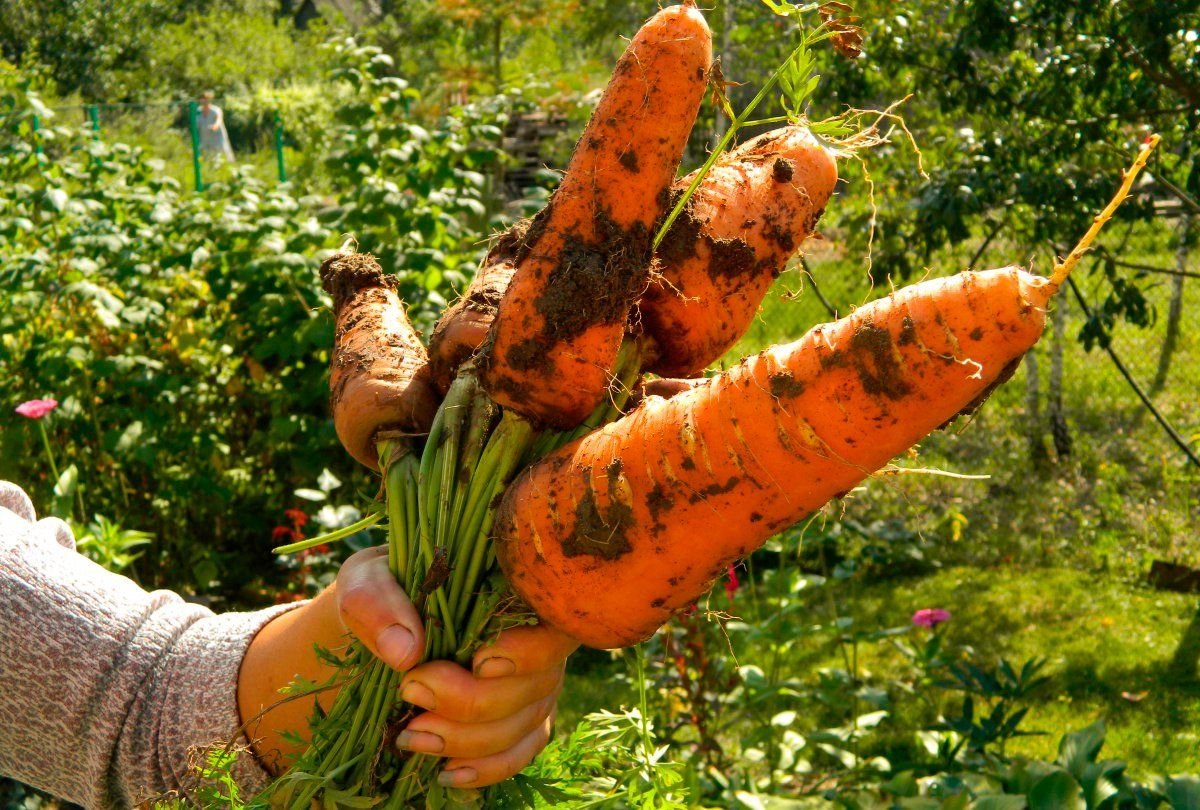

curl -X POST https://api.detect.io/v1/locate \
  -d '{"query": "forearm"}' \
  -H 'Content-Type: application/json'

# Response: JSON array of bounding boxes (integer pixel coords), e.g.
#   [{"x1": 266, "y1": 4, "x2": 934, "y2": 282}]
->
[
  {"x1": 0, "y1": 482, "x2": 296, "y2": 807},
  {"x1": 238, "y1": 584, "x2": 352, "y2": 772}
]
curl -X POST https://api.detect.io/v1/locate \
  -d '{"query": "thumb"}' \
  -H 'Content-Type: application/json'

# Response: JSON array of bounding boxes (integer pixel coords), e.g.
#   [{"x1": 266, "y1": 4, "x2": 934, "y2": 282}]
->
[{"x1": 335, "y1": 546, "x2": 425, "y2": 671}]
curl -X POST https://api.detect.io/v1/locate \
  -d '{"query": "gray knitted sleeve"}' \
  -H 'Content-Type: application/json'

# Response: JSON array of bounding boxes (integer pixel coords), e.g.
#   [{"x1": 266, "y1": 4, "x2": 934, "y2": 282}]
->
[{"x1": 0, "y1": 481, "x2": 302, "y2": 808}]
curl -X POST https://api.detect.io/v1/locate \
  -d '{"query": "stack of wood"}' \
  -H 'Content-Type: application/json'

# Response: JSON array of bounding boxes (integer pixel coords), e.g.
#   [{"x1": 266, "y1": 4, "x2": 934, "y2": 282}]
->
[{"x1": 500, "y1": 108, "x2": 569, "y2": 199}]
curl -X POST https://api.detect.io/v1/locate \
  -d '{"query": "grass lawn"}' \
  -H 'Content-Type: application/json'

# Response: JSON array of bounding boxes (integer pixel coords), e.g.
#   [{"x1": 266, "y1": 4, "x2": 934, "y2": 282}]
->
[{"x1": 560, "y1": 566, "x2": 1200, "y2": 780}]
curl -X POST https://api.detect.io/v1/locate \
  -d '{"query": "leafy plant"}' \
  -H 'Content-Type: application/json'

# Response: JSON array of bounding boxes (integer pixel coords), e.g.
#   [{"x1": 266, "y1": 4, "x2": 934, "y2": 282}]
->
[{"x1": 73, "y1": 515, "x2": 153, "y2": 573}]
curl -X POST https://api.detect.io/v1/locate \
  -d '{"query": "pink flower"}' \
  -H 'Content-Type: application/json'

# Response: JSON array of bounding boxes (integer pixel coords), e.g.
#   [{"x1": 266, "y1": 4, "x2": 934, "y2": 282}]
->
[
  {"x1": 724, "y1": 564, "x2": 740, "y2": 603},
  {"x1": 15, "y1": 399, "x2": 58, "y2": 419},
  {"x1": 284, "y1": 508, "x2": 309, "y2": 529},
  {"x1": 912, "y1": 608, "x2": 952, "y2": 628}
]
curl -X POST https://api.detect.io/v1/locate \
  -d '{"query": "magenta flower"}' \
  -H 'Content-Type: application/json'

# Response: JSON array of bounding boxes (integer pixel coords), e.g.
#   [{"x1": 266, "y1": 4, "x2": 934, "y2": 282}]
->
[
  {"x1": 912, "y1": 608, "x2": 952, "y2": 628},
  {"x1": 724, "y1": 564, "x2": 740, "y2": 604},
  {"x1": 15, "y1": 399, "x2": 58, "y2": 419}
]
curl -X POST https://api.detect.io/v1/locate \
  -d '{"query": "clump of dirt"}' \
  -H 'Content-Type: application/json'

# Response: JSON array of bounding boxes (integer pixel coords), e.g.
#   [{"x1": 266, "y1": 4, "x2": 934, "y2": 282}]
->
[
  {"x1": 707, "y1": 235, "x2": 757, "y2": 280},
  {"x1": 772, "y1": 158, "x2": 795, "y2": 183},
  {"x1": 824, "y1": 323, "x2": 913, "y2": 400},
  {"x1": 761, "y1": 212, "x2": 797, "y2": 253},
  {"x1": 562, "y1": 488, "x2": 634, "y2": 560},
  {"x1": 688, "y1": 476, "x2": 740, "y2": 503},
  {"x1": 526, "y1": 208, "x2": 652, "y2": 346},
  {"x1": 321, "y1": 252, "x2": 393, "y2": 308},
  {"x1": 655, "y1": 190, "x2": 704, "y2": 267},
  {"x1": 619, "y1": 150, "x2": 640, "y2": 173},
  {"x1": 504, "y1": 337, "x2": 554, "y2": 373},
  {"x1": 646, "y1": 483, "x2": 673, "y2": 520},
  {"x1": 769, "y1": 370, "x2": 806, "y2": 398},
  {"x1": 849, "y1": 322, "x2": 912, "y2": 400}
]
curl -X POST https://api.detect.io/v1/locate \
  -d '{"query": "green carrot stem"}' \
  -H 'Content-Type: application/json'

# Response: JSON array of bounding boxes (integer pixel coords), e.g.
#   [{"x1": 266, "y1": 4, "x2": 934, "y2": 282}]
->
[
  {"x1": 271, "y1": 510, "x2": 384, "y2": 555},
  {"x1": 652, "y1": 36, "x2": 816, "y2": 251}
]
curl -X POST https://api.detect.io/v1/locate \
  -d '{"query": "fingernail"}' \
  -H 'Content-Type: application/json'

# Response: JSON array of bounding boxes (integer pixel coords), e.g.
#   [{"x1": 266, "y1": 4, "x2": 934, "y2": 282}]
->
[
  {"x1": 475, "y1": 656, "x2": 516, "y2": 678},
  {"x1": 377, "y1": 624, "x2": 416, "y2": 669},
  {"x1": 400, "y1": 681, "x2": 437, "y2": 710},
  {"x1": 395, "y1": 730, "x2": 444, "y2": 754},
  {"x1": 438, "y1": 767, "x2": 477, "y2": 788}
]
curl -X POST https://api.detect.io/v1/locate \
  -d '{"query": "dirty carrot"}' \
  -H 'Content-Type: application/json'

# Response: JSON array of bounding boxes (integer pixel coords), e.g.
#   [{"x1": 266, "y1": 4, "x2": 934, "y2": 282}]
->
[
  {"x1": 322, "y1": 252, "x2": 440, "y2": 470},
  {"x1": 480, "y1": 2, "x2": 712, "y2": 428},
  {"x1": 642, "y1": 126, "x2": 839, "y2": 377},
  {"x1": 427, "y1": 227, "x2": 523, "y2": 393},
  {"x1": 496, "y1": 137, "x2": 1159, "y2": 649}
]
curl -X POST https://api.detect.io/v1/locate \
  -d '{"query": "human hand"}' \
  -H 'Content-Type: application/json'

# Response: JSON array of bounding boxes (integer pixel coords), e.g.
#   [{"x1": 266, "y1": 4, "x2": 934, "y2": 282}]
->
[
  {"x1": 393, "y1": 625, "x2": 577, "y2": 788},
  {"x1": 241, "y1": 546, "x2": 575, "y2": 780},
  {"x1": 337, "y1": 546, "x2": 577, "y2": 787}
]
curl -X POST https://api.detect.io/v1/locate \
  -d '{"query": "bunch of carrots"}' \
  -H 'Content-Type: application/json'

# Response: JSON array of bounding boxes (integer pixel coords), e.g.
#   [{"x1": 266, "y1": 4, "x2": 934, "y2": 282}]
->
[{"x1": 261, "y1": 2, "x2": 1159, "y2": 805}]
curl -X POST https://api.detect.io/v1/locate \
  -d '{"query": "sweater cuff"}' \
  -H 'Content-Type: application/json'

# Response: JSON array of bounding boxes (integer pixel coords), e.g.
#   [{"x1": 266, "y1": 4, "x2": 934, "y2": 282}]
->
[{"x1": 159, "y1": 601, "x2": 307, "y2": 799}]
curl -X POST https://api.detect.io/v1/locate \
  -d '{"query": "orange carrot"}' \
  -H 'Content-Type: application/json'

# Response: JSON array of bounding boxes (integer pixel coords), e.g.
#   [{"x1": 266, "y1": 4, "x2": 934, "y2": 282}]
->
[
  {"x1": 323, "y1": 253, "x2": 440, "y2": 471},
  {"x1": 428, "y1": 227, "x2": 522, "y2": 393},
  {"x1": 496, "y1": 267, "x2": 1056, "y2": 648},
  {"x1": 480, "y1": 3, "x2": 711, "y2": 428},
  {"x1": 642, "y1": 126, "x2": 838, "y2": 377},
  {"x1": 432, "y1": 127, "x2": 836, "y2": 388},
  {"x1": 496, "y1": 131, "x2": 1161, "y2": 648}
]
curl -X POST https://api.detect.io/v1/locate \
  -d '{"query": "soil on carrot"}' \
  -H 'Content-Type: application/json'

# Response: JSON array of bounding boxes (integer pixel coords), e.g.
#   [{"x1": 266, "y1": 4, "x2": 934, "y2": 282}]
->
[
  {"x1": 562, "y1": 486, "x2": 635, "y2": 560},
  {"x1": 769, "y1": 370, "x2": 807, "y2": 398},
  {"x1": 320, "y1": 252, "x2": 394, "y2": 306},
  {"x1": 772, "y1": 157, "x2": 795, "y2": 183},
  {"x1": 821, "y1": 321, "x2": 913, "y2": 400},
  {"x1": 502, "y1": 208, "x2": 653, "y2": 374},
  {"x1": 656, "y1": 191, "x2": 760, "y2": 282}
]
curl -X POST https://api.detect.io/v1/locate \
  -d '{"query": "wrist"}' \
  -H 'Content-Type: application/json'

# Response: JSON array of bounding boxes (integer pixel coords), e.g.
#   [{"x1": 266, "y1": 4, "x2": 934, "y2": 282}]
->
[{"x1": 238, "y1": 586, "x2": 346, "y2": 772}]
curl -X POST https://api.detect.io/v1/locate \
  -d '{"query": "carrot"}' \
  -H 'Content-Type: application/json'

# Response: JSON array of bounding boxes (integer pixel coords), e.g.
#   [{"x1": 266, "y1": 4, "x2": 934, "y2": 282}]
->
[
  {"x1": 322, "y1": 252, "x2": 440, "y2": 471},
  {"x1": 432, "y1": 127, "x2": 836, "y2": 388},
  {"x1": 428, "y1": 225, "x2": 523, "y2": 393},
  {"x1": 495, "y1": 267, "x2": 1054, "y2": 647},
  {"x1": 480, "y1": 3, "x2": 712, "y2": 428},
  {"x1": 642, "y1": 126, "x2": 838, "y2": 377},
  {"x1": 496, "y1": 134, "x2": 1160, "y2": 649}
]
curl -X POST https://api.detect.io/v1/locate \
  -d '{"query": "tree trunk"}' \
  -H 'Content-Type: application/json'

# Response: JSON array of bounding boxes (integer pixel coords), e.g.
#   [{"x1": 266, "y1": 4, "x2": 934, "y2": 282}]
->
[
  {"x1": 1025, "y1": 348, "x2": 1049, "y2": 467},
  {"x1": 1048, "y1": 293, "x2": 1071, "y2": 459},
  {"x1": 493, "y1": 18, "x2": 504, "y2": 94},
  {"x1": 1150, "y1": 212, "x2": 1190, "y2": 395}
]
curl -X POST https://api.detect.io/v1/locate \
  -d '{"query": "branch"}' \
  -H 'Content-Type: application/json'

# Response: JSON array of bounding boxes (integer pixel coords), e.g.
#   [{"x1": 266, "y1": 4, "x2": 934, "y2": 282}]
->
[
  {"x1": 1067, "y1": 277, "x2": 1200, "y2": 469},
  {"x1": 967, "y1": 214, "x2": 1008, "y2": 271},
  {"x1": 1153, "y1": 172, "x2": 1200, "y2": 217},
  {"x1": 1115, "y1": 32, "x2": 1200, "y2": 108}
]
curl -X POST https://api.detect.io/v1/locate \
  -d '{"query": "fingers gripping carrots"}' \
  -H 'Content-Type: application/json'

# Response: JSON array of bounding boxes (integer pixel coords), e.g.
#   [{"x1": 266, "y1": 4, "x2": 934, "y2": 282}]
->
[
  {"x1": 323, "y1": 253, "x2": 440, "y2": 470},
  {"x1": 479, "y1": 3, "x2": 712, "y2": 428}
]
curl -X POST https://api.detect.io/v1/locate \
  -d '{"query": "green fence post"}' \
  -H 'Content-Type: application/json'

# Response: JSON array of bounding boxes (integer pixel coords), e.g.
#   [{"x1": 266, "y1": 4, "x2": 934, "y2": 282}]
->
[
  {"x1": 87, "y1": 104, "x2": 100, "y2": 138},
  {"x1": 188, "y1": 101, "x2": 204, "y2": 192},
  {"x1": 31, "y1": 114, "x2": 44, "y2": 161},
  {"x1": 274, "y1": 111, "x2": 287, "y2": 183}
]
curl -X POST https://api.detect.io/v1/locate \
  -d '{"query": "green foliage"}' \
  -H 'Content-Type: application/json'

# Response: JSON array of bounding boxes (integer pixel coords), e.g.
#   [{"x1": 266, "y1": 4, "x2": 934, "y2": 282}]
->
[
  {"x1": 0, "y1": 51, "x2": 527, "y2": 593},
  {"x1": 142, "y1": 7, "x2": 324, "y2": 98},
  {"x1": 74, "y1": 515, "x2": 154, "y2": 573}
]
